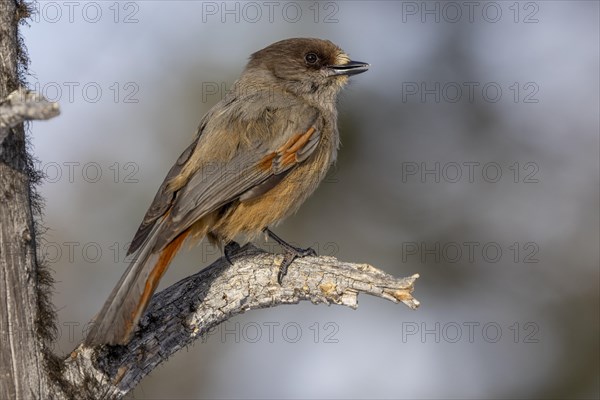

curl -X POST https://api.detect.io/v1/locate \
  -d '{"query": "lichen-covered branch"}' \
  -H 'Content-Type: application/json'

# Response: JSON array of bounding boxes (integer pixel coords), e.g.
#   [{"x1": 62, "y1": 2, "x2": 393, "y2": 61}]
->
[{"x1": 62, "y1": 244, "x2": 419, "y2": 399}]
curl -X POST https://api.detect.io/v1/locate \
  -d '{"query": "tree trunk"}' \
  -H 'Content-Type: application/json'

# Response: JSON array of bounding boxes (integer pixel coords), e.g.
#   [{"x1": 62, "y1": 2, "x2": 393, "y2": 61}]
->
[{"x1": 0, "y1": 1, "x2": 54, "y2": 399}]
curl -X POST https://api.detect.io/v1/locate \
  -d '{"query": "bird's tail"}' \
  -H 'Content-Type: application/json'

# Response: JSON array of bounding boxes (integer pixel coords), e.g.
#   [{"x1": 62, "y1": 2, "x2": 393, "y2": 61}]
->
[{"x1": 85, "y1": 221, "x2": 189, "y2": 346}]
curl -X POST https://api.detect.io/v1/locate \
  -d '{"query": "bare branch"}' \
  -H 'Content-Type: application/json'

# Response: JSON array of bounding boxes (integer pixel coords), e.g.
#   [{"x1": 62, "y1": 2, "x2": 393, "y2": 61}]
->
[
  {"x1": 0, "y1": 88, "x2": 60, "y2": 128},
  {"x1": 0, "y1": 88, "x2": 60, "y2": 145},
  {"x1": 63, "y1": 244, "x2": 419, "y2": 399}
]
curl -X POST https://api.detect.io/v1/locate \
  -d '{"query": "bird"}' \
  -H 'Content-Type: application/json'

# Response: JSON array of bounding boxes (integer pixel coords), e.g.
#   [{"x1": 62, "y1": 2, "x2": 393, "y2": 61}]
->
[{"x1": 85, "y1": 38, "x2": 369, "y2": 346}]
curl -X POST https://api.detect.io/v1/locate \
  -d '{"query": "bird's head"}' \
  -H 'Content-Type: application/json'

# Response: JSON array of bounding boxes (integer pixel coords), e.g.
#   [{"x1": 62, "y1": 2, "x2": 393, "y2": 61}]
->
[{"x1": 244, "y1": 38, "x2": 369, "y2": 104}]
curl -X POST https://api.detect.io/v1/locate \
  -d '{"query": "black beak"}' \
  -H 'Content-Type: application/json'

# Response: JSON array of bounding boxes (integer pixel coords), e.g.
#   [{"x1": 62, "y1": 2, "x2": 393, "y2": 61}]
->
[{"x1": 328, "y1": 60, "x2": 370, "y2": 77}]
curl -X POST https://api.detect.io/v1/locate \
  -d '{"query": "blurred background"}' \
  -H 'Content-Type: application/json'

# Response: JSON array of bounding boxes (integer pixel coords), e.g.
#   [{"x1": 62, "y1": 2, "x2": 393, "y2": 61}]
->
[{"x1": 24, "y1": 1, "x2": 598, "y2": 399}]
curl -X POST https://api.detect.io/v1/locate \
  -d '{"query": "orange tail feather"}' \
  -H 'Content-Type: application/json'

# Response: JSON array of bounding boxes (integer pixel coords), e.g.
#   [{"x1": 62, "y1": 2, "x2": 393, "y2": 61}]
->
[{"x1": 132, "y1": 229, "x2": 190, "y2": 328}]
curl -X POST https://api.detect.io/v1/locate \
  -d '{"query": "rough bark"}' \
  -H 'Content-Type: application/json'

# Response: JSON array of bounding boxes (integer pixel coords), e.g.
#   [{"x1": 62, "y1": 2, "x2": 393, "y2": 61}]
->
[{"x1": 0, "y1": 2, "x2": 58, "y2": 399}]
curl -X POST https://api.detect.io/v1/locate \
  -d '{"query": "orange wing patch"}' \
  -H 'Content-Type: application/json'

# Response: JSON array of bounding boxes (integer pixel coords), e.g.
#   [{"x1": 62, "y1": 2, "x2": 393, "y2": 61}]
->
[
  {"x1": 258, "y1": 152, "x2": 277, "y2": 171},
  {"x1": 259, "y1": 127, "x2": 317, "y2": 171},
  {"x1": 286, "y1": 127, "x2": 316, "y2": 153}
]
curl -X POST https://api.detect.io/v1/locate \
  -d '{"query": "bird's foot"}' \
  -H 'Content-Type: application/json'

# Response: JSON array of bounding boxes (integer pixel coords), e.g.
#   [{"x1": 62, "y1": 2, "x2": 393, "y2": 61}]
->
[
  {"x1": 263, "y1": 228, "x2": 317, "y2": 283},
  {"x1": 224, "y1": 240, "x2": 241, "y2": 265}
]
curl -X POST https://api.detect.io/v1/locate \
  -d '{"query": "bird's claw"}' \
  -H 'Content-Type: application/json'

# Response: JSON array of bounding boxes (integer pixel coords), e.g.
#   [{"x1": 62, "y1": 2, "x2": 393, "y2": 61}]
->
[
  {"x1": 224, "y1": 241, "x2": 241, "y2": 265},
  {"x1": 263, "y1": 227, "x2": 319, "y2": 283}
]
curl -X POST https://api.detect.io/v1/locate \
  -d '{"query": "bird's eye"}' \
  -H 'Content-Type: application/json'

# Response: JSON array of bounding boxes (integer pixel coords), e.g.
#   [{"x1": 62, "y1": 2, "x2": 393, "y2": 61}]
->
[{"x1": 305, "y1": 53, "x2": 319, "y2": 64}]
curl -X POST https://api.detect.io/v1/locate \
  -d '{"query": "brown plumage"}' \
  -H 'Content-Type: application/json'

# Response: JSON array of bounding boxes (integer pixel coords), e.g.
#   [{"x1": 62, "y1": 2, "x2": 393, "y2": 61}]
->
[{"x1": 85, "y1": 38, "x2": 369, "y2": 346}]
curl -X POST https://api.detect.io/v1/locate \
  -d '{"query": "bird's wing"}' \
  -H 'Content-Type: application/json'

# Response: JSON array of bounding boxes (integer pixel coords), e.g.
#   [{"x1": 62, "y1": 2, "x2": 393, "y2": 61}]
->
[{"x1": 154, "y1": 108, "x2": 322, "y2": 250}]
